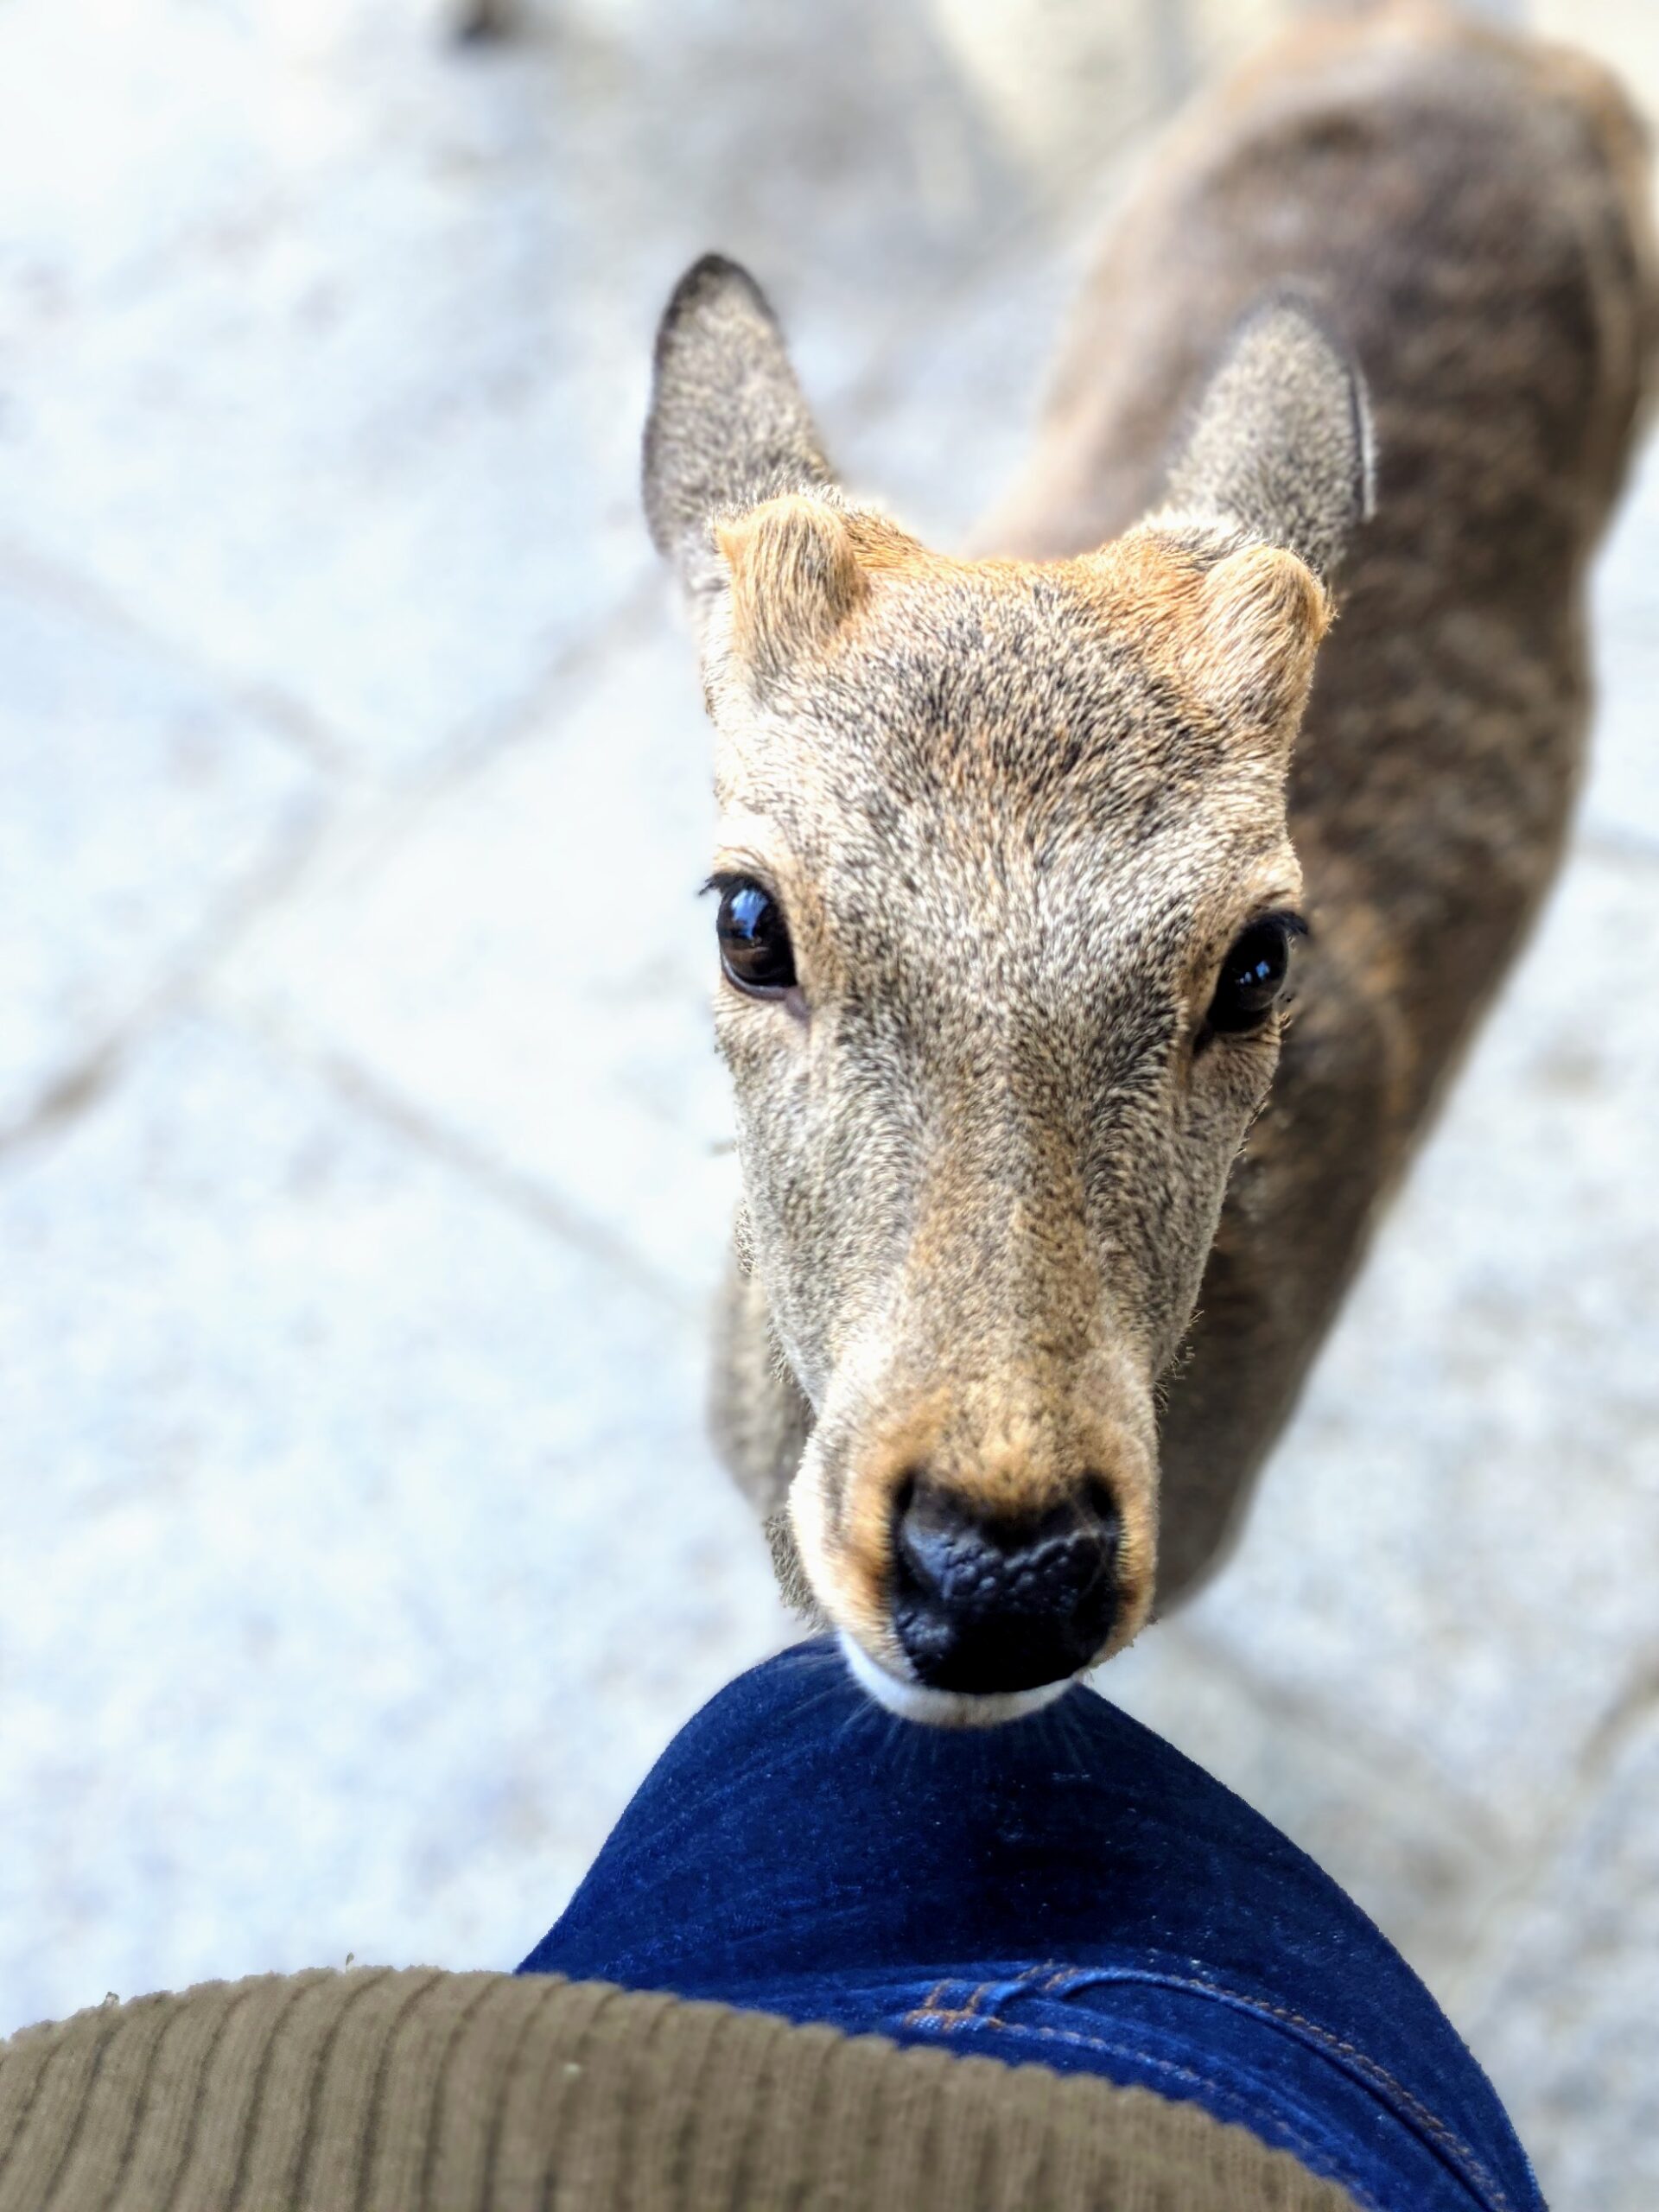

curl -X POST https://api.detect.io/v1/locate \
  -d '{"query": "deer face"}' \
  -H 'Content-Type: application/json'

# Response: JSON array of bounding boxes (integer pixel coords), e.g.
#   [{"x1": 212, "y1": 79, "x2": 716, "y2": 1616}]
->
[{"x1": 646, "y1": 258, "x2": 1370, "y2": 1721}]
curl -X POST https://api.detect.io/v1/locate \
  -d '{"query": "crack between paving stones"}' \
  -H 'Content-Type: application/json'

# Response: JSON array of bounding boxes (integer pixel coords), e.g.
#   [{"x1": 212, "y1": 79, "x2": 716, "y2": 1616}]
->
[
  {"x1": 0, "y1": 789, "x2": 336, "y2": 1166},
  {"x1": 414, "y1": 570, "x2": 665, "y2": 802},
  {"x1": 1167, "y1": 1618, "x2": 1511, "y2": 1859},
  {"x1": 308, "y1": 1047, "x2": 696, "y2": 1319},
  {"x1": 0, "y1": 1038, "x2": 131, "y2": 1161},
  {"x1": 0, "y1": 535, "x2": 353, "y2": 779},
  {"x1": 1435, "y1": 1657, "x2": 1659, "y2": 2027},
  {"x1": 1579, "y1": 1656, "x2": 1659, "y2": 1789}
]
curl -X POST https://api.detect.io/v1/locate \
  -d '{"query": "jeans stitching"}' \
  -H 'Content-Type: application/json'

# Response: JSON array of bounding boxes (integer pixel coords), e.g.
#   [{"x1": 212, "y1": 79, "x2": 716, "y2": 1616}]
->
[
  {"x1": 1158, "y1": 1972, "x2": 1510, "y2": 2212},
  {"x1": 901, "y1": 1978, "x2": 996, "y2": 2031},
  {"x1": 901, "y1": 2003, "x2": 1385, "y2": 2212},
  {"x1": 995, "y1": 1961, "x2": 1515, "y2": 2212},
  {"x1": 901, "y1": 1966, "x2": 1049, "y2": 2033}
]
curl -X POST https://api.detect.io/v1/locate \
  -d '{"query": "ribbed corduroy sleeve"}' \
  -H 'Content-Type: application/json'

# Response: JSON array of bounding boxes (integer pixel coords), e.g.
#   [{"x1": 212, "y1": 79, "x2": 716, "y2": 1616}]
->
[{"x1": 0, "y1": 1968, "x2": 1359, "y2": 2211}]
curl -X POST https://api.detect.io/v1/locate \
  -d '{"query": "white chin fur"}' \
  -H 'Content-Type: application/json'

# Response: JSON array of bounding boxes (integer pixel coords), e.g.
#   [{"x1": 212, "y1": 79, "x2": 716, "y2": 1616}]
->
[{"x1": 838, "y1": 1630, "x2": 1074, "y2": 1729}]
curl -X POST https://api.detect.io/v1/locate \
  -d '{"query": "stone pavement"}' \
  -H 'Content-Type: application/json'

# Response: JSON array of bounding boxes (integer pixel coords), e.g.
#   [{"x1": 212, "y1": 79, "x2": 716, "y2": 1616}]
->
[{"x1": 0, "y1": 3, "x2": 1655, "y2": 2205}]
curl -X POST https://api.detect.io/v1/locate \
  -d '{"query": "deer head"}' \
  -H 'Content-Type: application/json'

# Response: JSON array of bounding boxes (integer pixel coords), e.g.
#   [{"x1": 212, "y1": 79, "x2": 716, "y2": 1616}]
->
[{"x1": 645, "y1": 255, "x2": 1371, "y2": 1723}]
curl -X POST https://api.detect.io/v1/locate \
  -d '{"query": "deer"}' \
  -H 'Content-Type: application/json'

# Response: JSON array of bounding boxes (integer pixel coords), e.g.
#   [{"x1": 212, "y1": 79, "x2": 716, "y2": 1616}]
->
[{"x1": 639, "y1": 1, "x2": 1656, "y2": 1724}]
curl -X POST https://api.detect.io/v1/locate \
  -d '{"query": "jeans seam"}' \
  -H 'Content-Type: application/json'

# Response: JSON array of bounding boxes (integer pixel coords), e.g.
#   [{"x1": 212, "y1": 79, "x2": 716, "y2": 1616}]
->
[
  {"x1": 900, "y1": 2001, "x2": 1385, "y2": 2212},
  {"x1": 1162, "y1": 1972, "x2": 1512, "y2": 2212},
  {"x1": 1009, "y1": 1962, "x2": 1515, "y2": 2212}
]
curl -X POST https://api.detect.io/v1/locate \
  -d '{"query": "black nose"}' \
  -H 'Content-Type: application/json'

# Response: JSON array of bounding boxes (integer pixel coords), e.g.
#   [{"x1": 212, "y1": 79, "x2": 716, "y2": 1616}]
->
[{"x1": 891, "y1": 1480, "x2": 1120, "y2": 1694}]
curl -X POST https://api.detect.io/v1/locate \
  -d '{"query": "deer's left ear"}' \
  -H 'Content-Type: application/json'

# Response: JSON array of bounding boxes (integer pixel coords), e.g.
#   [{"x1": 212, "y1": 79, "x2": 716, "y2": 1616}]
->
[{"x1": 1157, "y1": 297, "x2": 1374, "y2": 585}]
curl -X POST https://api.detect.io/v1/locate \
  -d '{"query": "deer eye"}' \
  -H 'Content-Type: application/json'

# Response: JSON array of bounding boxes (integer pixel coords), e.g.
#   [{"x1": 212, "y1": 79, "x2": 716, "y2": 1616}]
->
[
  {"x1": 1205, "y1": 913, "x2": 1302, "y2": 1037},
  {"x1": 715, "y1": 879, "x2": 797, "y2": 995}
]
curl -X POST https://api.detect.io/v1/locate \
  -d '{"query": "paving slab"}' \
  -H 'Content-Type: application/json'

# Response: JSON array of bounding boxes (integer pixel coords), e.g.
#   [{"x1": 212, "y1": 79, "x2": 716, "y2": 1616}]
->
[
  {"x1": 0, "y1": 0, "x2": 1057, "y2": 779},
  {"x1": 217, "y1": 620, "x2": 739, "y2": 1304},
  {"x1": 1456, "y1": 1696, "x2": 1659, "y2": 2212},
  {"x1": 0, "y1": 1013, "x2": 786, "y2": 2037},
  {"x1": 0, "y1": 1, "x2": 645, "y2": 774},
  {"x1": 0, "y1": 561, "x2": 321, "y2": 1138}
]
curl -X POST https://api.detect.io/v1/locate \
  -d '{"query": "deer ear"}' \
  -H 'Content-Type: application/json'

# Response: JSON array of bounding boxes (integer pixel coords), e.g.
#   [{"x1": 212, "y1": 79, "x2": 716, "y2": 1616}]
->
[
  {"x1": 643, "y1": 255, "x2": 840, "y2": 610},
  {"x1": 1158, "y1": 298, "x2": 1374, "y2": 583}
]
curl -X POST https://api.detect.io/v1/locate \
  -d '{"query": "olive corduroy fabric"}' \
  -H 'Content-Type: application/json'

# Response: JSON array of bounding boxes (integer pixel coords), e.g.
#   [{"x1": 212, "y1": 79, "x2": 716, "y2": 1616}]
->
[{"x1": 0, "y1": 1967, "x2": 1363, "y2": 2210}]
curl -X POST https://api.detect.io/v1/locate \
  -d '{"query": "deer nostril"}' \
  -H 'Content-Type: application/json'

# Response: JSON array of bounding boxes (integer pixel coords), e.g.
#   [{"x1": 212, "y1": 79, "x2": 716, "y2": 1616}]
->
[{"x1": 891, "y1": 1478, "x2": 1121, "y2": 1695}]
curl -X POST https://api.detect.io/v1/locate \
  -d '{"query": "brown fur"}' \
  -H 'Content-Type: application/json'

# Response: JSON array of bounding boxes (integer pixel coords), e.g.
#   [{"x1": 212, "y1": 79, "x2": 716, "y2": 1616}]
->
[
  {"x1": 718, "y1": 499, "x2": 871, "y2": 677},
  {"x1": 647, "y1": 3, "x2": 1656, "y2": 1700}
]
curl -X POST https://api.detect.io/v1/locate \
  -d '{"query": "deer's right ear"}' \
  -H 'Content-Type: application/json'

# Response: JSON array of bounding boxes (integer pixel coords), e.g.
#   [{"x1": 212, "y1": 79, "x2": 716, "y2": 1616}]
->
[
  {"x1": 643, "y1": 255, "x2": 839, "y2": 611},
  {"x1": 1158, "y1": 297, "x2": 1374, "y2": 585}
]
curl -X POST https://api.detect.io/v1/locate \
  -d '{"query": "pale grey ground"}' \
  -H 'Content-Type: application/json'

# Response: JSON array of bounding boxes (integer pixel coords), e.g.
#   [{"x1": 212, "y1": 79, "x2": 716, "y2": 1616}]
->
[{"x1": 1, "y1": 1, "x2": 1656, "y2": 2205}]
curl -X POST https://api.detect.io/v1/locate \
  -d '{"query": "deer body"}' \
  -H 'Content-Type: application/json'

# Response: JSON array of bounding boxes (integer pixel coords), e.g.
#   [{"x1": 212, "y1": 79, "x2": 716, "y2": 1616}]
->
[
  {"x1": 648, "y1": 5, "x2": 1655, "y2": 1719},
  {"x1": 976, "y1": 8, "x2": 1656, "y2": 1603}
]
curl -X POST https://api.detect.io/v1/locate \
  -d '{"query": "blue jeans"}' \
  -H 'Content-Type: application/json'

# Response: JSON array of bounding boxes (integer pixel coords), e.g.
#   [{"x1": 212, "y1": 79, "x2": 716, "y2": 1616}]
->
[{"x1": 519, "y1": 1640, "x2": 1541, "y2": 2212}]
